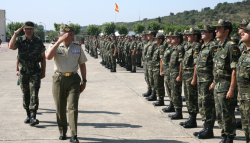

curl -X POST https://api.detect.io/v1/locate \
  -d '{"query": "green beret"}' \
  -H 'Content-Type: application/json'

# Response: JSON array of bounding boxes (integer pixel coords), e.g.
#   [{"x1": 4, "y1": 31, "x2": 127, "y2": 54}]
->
[
  {"x1": 60, "y1": 24, "x2": 75, "y2": 32},
  {"x1": 24, "y1": 21, "x2": 34, "y2": 28}
]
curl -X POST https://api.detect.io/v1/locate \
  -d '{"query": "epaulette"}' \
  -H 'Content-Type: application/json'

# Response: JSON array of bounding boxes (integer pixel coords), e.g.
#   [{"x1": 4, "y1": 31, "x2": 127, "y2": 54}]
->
[
  {"x1": 230, "y1": 41, "x2": 236, "y2": 45},
  {"x1": 73, "y1": 41, "x2": 81, "y2": 46}
]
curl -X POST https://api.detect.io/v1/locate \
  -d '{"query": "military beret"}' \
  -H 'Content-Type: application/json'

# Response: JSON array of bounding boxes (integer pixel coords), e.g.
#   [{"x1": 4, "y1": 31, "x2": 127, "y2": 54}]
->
[
  {"x1": 200, "y1": 25, "x2": 215, "y2": 32},
  {"x1": 240, "y1": 23, "x2": 250, "y2": 32},
  {"x1": 24, "y1": 21, "x2": 34, "y2": 28},
  {"x1": 60, "y1": 24, "x2": 75, "y2": 32},
  {"x1": 239, "y1": 19, "x2": 249, "y2": 25},
  {"x1": 187, "y1": 28, "x2": 200, "y2": 35},
  {"x1": 213, "y1": 19, "x2": 232, "y2": 27},
  {"x1": 154, "y1": 34, "x2": 165, "y2": 39}
]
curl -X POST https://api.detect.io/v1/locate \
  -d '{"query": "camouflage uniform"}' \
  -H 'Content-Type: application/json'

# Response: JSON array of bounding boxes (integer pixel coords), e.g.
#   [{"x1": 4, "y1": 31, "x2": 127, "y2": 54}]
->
[
  {"x1": 109, "y1": 38, "x2": 117, "y2": 71},
  {"x1": 182, "y1": 40, "x2": 200, "y2": 114},
  {"x1": 15, "y1": 35, "x2": 45, "y2": 110},
  {"x1": 213, "y1": 38, "x2": 241, "y2": 138},
  {"x1": 196, "y1": 39, "x2": 217, "y2": 125},
  {"x1": 239, "y1": 41, "x2": 247, "y2": 53},
  {"x1": 237, "y1": 48, "x2": 250, "y2": 143},
  {"x1": 152, "y1": 43, "x2": 165, "y2": 98},
  {"x1": 130, "y1": 38, "x2": 137, "y2": 72},
  {"x1": 145, "y1": 41, "x2": 155, "y2": 91},
  {"x1": 169, "y1": 42, "x2": 184, "y2": 109}
]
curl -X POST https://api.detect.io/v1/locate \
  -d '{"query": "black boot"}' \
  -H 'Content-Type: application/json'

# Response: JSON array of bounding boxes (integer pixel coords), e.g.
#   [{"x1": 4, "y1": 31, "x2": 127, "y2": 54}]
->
[
  {"x1": 70, "y1": 135, "x2": 79, "y2": 143},
  {"x1": 146, "y1": 90, "x2": 157, "y2": 101},
  {"x1": 153, "y1": 97, "x2": 165, "y2": 106},
  {"x1": 30, "y1": 110, "x2": 39, "y2": 126},
  {"x1": 24, "y1": 109, "x2": 30, "y2": 123},
  {"x1": 179, "y1": 114, "x2": 191, "y2": 126},
  {"x1": 170, "y1": 109, "x2": 183, "y2": 120},
  {"x1": 111, "y1": 67, "x2": 116, "y2": 72},
  {"x1": 140, "y1": 65, "x2": 143, "y2": 68},
  {"x1": 193, "y1": 122, "x2": 207, "y2": 136},
  {"x1": 183, "y1": 113, "x2": 197, "y2": 128},
  {"x1": 162, "y1": 101, "x2": 175, "y2": 112},
  {"x1": 197, "y1": 123, "x2": 214, "y2": 139},
  {"x1": 142, "y1": 89, "x2": 152, "y2": 97},
  {"x1": 236, "y1": 120, "x2": 242, "y2": 129},
  {"x1": 182, "y1": 96, "x2": 185, "y2": 101},
  {"x1": 226, "y1": 135, "x2": 234, "y2": 143},
  {"x1": 219, "y1": 135, "x2": 227, "y2": 143},
  {"x1": 59, "y1": 135, "x2": 67, "y2": 140},
  {"x1": 130, "y1": 67, "x2": 136, "y2": 73}
]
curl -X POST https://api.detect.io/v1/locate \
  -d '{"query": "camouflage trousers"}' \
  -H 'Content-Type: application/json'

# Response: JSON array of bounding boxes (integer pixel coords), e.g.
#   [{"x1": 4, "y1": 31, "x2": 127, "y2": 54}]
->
[
  {"x1": 85, "y1": 45, "x2": 89, "y2": 52},
  {"x1": 183, "y1": 73, "x2": 199, "y2": 114},
  {"x1": 19, "y1": 73, "x2": 41, "y2": 110},
  {"x1": 147, "y1": 65, "x2": 154, "y2": 91},
  {"x1": 197, "y1": 81, "x2": 216, "y2": 124},
  {"x1": 144, "y1": 62, "x2": 151, "y2": 90},
  {"x1": 239, "y1": 99, "x2": 250, "y2": 142},
  {"x1": 153, "y1": 69, "x2": 165, "y2": 98},
  {"x1": 94, "y1": 47, "x2": 98, "y2": 57},
  {"x1": 131, "y1": 54, "x2": 136, "y2": 68},
  {"x1": 127, "y1": 55, "x2": 132, "y2": 67},
  {"x1": 111, "y1": 55, "x2": 116, "y2": 69},
  {"x1": 136, "y1": 52, "x2": 142, "y2": 65},
  {"x1": 214, "y1": 89, "x2": 237, "y2": 137},
  {"x1": 170, "y1": 72, "x2": 182, "y2": 109},
  {"x1": 164, "y1": 73, "x2": 171, "y2": 100}
]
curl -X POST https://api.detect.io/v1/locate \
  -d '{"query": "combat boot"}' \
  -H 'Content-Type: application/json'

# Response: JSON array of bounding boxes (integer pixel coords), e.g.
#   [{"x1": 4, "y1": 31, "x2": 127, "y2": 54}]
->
[
  {"x1": 111, "y1": 67, "x2": 116, "y2": 72},
  {"x1": 30, "y1": 110, "x2": 39, "y2": 126},
  {"x1": 183, "y1": 113, "x2": 197, "y2": 128},
  {"x1": 236, "y1": 120, "x2": 242, "y2": 129},
  {"x1": 226, "y1": 135, "x2": 234, "y2": 143},
  {"x1": 153, "y1": 97, "x2": 165, "y2": 106},
  {"x1": 197, "y1": 123, "x2": 214, "y2": 139},
  {"x1": 142, "y1": 89, "x2": 152, "y2": 97},
  {"x1": 219, "y1": 135, "x2": 227, "y2": 143},
  {"x1": 70, "y1": 135, "x2": 79, "y2": 143},
  {"x1": 193, "y1": 122, "x2": 207, "y2": 136},
  {"x1": 146, "y1": 90, "x2": 157, "y2": 101},
  {"x1": 24, "y1": 109, "x2": 30, "y2": 123},
  {"x1": 162, "y1": 101, "x2": 175, "y2": 112},
  {"x1": 179, "y1": 114, "x2": 191, "y2": 126},
  {"x1": 126, "y1": 66, "x2": 132, "y2": 71},
  {"x1": 130, "y1": 67, "x2": 136, "y2": 73},
  {"x1": 170, "y1": 109, "x2": 183, "y2": 120}
]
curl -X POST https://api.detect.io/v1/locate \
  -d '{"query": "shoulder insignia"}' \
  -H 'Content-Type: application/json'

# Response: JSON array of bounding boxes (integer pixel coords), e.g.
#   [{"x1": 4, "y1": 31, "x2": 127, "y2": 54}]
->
[
  {"x1": 233, "y1": 49, "x2": 238, "y2": 52},
  {"x1": 161, "y1": 50, "x2": 164, "y2": 52},
  {"x1": 230, "y1": 41, "x2": 235, "y2": 45},
  {"x1": 179, "y1": 52, "x2": 182, "y2": 55},
  {"x1": 214, "y1": 49, "x2": 217, "y2": 52},
  {"x1": 195, "y1": 51, "x2": 198, "y2": 54}
]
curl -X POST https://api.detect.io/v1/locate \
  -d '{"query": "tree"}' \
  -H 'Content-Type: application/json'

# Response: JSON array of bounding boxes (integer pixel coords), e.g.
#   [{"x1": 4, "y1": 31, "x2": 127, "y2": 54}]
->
[
  {"x1": 102, "y1": 22, "x2": 116, "y2": 35},
  {"x1": 54, "y1": 23, "x2": 61, "y2": 32},
  {"x1": 7, "y1": 22, "x2": 25, "y2": 36},
  {"x1": 190, "y1": 18, "x2": 196, "y2": 25},
  {"x1": 147, "y1": 21, "x2": 161, "y2": 31},
  {"x1": 86, "y1": 25, "x2": 101, "y2": 36},
  {"x1": 117, "y1": 24, "x2": 129, "y2": 35},
  {"x1": 69, "y1": 23, "x2": 81, "y2": 35},
  {"x1": 34, "y1": 24, "x2": 45, "y2": 41},
  {"x1": 170, "y1": 12, "x2": 174, "y2": 16},
  {"x1": 46, "y1": 30, "x2": 58, "y2": 41},
  {"x1": 197, "y1": 23, "x2": 204, "y2": 29},
  {"x1": 231, "y1": 21, "x2": 240, "y2": 36},
  {"x1": 157, "y1": 16, "x2": 162, "y2": 23},
  {"x1": 132, "y1": 23, "x2": 145, "y2": 35}
]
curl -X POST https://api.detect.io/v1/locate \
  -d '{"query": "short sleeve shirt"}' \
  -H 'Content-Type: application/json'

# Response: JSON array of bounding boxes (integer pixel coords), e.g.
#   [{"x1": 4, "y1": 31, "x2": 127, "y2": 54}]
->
[{"x1": 48, "y1": 42, "x2": 88, "y2": 72}]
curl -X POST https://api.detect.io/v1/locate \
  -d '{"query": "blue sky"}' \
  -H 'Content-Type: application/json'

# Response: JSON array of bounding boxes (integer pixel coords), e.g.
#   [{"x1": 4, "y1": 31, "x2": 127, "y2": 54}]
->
[{"x1": 1, "y1": 0, "x2": 243, "y2": 30}]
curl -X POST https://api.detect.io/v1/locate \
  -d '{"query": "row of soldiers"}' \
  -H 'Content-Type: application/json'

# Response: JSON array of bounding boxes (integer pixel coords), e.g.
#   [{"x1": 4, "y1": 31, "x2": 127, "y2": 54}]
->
[
  {"x1": 84, "y1": 34, "x2": 146, "y2": 73},
  {"x1": 139, "y1": 19, "x2": 249, "y2": 143}
]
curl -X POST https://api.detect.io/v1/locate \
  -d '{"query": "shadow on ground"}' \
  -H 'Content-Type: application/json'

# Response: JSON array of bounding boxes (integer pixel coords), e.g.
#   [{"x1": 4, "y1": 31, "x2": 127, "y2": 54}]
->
[{"x1": 38, "y1": 108, "x2": 120, "y2": 115}]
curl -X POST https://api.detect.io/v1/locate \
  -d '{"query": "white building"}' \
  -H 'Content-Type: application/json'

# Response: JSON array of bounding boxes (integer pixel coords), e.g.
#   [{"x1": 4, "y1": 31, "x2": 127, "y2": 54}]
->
[{"x1": 0, "y1": 10, "x2": 6, "y2": 42}]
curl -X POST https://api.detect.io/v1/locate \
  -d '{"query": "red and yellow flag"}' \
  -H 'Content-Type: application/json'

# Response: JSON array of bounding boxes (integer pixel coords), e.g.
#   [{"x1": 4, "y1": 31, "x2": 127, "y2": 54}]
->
[{"x1": 115, "y1": 3, "x2": 119, "y2": 12}]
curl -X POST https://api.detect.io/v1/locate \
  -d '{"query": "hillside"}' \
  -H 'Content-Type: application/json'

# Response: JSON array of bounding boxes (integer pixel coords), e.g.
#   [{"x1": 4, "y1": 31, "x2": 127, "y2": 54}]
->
[{"x1": 115, "y1": 0, "x2": 250, "y2": 31}]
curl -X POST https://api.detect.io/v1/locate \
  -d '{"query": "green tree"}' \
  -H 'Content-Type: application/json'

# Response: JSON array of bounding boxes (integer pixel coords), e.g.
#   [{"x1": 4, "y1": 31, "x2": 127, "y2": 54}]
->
[
  {"x1": 231, "y1": 21, "x2": 240, "y2": 36},
  {"x1": 6, "y1": 22, "x2": 25, "y2": 36},
  {"x1": 34, "y1": 24, "x2": 45, "y2": 41},
  {"x1": 132, "y1": 23, "x2": 145, "y2": 35},
  {"x1": 54, "y1": 23, "x2": 61, "y2": 32},
  {"x1": 147, "y1": 21, "x2": 161, "y2": 31},
  {"x1": 197, "y1": 23, "x2": 204, "y2": 29},
  {"x1": 117, "y1": 24, "x2": 129, "y2": 35},
  {"x1": 191, "y1": 18, "x2": 196, "y2": 25},
  {"x1": 102, "y1": 22, "x2": 116, "y2": 35},
  {"x1": 157, "y1": 16, "x2": 162, "y2": 23},
  {"x1": 69, "y1": 23, "x2": 81, "y2": 35},
  {"x1": 86, "y1": 25, "x2": 101, "y2": 36},
  {"x1": 46, "y1": 30, "x2": 58, "y2": 41}
]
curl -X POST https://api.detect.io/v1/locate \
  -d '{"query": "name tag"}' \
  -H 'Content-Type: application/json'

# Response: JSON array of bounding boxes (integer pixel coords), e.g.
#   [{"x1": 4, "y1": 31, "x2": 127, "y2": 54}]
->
[{"x1": 72, "y1": 50, "x2": 80, "y2": 54}]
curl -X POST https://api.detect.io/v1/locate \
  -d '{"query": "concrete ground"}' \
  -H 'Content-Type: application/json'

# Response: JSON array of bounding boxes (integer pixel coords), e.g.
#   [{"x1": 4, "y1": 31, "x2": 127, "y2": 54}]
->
[{"x1": 0, "y1": 42, "x2": 246, "y2": 143}]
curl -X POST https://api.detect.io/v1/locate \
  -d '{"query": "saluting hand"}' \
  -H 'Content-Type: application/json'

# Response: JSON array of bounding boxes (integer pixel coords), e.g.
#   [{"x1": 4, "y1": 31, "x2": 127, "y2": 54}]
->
[
  {"x1": 57, "y1": 33, "x2": 69, "y2": 44},
  {"x1": 16, "y1": 26, "x2": 24, "y2": 34}
]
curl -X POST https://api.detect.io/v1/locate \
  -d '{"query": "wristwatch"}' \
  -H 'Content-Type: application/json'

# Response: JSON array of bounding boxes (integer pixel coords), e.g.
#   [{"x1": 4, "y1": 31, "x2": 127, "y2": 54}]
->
[{"x1": 81, "y1": 79, "x2": 87, "y2": 84}]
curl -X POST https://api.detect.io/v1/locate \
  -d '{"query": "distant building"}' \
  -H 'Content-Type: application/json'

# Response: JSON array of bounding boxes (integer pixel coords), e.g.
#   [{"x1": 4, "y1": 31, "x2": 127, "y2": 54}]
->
[{"x1": 0, "y1": 10, "x2": 6, "y2": 42}]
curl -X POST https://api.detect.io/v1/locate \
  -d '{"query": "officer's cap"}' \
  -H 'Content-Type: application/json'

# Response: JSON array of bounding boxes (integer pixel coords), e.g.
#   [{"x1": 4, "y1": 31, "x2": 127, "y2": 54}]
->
[
  {"x1": 240, "y1": 23, "x2": 250, "y2": 32},
  {"x1": 200, "y1": 25, "x2": 215, "y2": 32},
  {"x1": 24, "y1": 21, "x2": 35, "y2": 28},
  {"x1": 239, "y1": 19, "x2": 249, "y2": 25},
  {"x1": 60, "y1": 24, "x2": 75, "y2": 32},
  {"x1": 154, "y1": 34, "x2": 165, "y2": 39}
]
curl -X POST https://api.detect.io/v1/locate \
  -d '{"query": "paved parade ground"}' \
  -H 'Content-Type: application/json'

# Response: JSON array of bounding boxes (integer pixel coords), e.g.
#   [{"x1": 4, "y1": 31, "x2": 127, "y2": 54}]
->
[{"x1": 0, "y1": 42, "x2": 246, "y2": 143}]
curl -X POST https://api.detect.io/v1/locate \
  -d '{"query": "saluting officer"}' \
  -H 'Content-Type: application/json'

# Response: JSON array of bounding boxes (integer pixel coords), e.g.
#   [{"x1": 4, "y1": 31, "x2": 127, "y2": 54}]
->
[{"x1": 45, "y1": 24, "x2": 87, "y2": 143}]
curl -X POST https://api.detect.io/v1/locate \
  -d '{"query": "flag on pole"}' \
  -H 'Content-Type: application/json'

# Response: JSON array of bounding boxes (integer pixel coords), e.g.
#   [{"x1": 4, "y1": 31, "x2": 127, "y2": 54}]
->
[{"x1": 115, "y1": 3, "x2": 119, "y2": 12}]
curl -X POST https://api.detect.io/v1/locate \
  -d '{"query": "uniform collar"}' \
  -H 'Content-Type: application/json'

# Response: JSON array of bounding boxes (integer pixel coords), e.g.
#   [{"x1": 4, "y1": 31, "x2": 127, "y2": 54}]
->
[
  {"x1": 219, "y1": 38, "x2": 229, "y2": 47},
  {"x1": 22, "y1": 35, "x2": 35, "y2": 41}
]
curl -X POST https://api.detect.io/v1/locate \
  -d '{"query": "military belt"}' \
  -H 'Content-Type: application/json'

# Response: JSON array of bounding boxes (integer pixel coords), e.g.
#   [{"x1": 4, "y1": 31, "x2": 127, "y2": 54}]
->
[{"x1": 55, "y1": 71, "x2": 77, "y2": 76}]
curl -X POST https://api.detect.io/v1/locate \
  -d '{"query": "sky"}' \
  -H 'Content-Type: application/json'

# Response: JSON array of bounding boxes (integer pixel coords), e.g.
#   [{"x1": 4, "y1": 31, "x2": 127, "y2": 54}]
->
[{"x1": 1, "y1": 0, "x2": 244, "y2": 30}]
